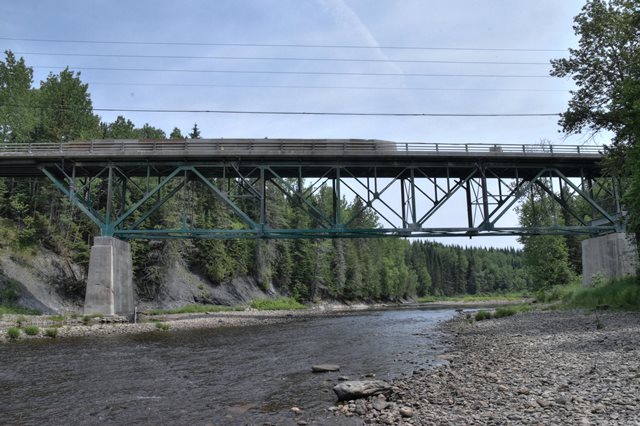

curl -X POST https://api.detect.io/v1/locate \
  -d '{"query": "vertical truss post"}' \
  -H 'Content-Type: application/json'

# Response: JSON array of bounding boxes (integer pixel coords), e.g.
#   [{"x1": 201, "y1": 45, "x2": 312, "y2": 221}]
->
[
  {"x1": 333, "y1": 168, "x2": 342, "y2": 228},
  {"x1": 466, "y1": 180, "x2": 473, "y2": 230},
  {"x1": 400, "y1": 178, "x2": 407, "y2": 228},
  {"x1": 105, "y1": 164, "x2": 114, "y2": 236},
  {"x1": 410, "y1": 168, "x2": 417, "y2": 226},
  {"x1": 260, "y1": 167, "x2": 266, "y2": 236},
  {"x1": 480, "y1": 166, "x2": 490, "y2": 229}
]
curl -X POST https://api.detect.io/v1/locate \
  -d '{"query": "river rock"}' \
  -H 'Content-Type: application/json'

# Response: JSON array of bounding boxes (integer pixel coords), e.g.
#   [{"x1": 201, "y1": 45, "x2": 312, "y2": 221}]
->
[
  {"x1": 333, "y1": 380, "x2": 391, "y2": 401},
  {"x1": 399, "y1": 406, "x2": 414, "y2": 418},
  {"x1": 312, "y1": 364, "x2": 340, "y2": 373}
]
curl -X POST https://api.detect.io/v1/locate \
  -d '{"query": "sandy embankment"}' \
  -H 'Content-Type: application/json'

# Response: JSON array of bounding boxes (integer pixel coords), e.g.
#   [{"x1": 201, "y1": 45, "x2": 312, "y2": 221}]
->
[{"x1": 336, "y1": 310, "x2": 640, "y2": 425}]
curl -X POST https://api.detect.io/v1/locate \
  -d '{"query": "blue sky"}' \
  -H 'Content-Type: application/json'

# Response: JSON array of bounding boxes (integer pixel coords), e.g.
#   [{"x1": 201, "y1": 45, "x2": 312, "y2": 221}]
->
[{"x1": 0, "y1": 0, "x2": 599, "y2": 247}]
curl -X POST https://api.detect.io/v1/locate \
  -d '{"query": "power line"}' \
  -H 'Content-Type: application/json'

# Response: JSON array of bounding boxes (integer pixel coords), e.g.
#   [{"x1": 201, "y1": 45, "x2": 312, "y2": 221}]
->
[
  {"x1": 2, "y1": 104, "x2": 560, "y2": 117},
  {"x1": 33, "y1": 65, "x2": 552, "y2": 78},
  {"x1": 0, "y1": 36, "x2": 568, "y2": 52},
  {"x1": 88, "y1": 81, "x2": 568, "y2": 93},
  {"x1": 14, "y1": 51, "x2": 551, "y2": 66}
]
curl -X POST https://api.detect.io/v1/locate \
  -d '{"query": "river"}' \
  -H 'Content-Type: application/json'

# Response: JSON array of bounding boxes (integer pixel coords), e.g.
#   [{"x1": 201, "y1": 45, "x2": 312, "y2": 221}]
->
[{"x1": 0, "y1": 307, "x2": 457, "y2": 425}]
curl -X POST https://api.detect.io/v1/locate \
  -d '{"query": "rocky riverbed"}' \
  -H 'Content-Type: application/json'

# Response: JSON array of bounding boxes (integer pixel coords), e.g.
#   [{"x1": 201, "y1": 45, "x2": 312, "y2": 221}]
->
[{"x1": 333, "y1": 310, "x2": 640, "y2": 425}]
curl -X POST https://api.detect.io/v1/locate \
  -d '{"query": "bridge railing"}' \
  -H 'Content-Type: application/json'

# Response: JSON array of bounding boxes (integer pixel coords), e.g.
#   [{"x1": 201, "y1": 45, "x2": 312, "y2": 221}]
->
[{"x1": 0, "y1": 139, "x2": 603, "y2": 157}]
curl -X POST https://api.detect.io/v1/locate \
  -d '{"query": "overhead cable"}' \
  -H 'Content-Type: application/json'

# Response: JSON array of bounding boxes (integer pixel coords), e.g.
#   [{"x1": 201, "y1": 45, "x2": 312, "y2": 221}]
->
[
  {"x1": 33, "y1": 65, "x2": 552, "y2": 78},
  {"x1": 0, "y1": 36, "x2": 567, "y2": 52}
]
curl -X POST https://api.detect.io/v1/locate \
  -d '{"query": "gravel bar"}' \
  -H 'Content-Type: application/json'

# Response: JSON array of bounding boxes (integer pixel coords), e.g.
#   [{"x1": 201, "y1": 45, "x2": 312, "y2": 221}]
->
[{"x1": 335, "y1": 310, "x2": 640, "y2": 425}]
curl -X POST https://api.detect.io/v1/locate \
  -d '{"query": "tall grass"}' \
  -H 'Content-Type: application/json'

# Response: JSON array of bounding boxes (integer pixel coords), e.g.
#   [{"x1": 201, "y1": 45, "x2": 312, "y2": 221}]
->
[
  {"x1": 250, "y1": 297, "x2": 306, "y2": 310},
  {"x1": 145, "y1": 304, "x2": 242, "y2": 315},
  {"x1": 418, "y1": 291, "x2": 530, "y2": 303},
  {"x1": 539, "y1": 276, "x2": 640, "y2": 310},
  {"x1": 0, "y1": 305, "x2": 41, "y2": 316}
]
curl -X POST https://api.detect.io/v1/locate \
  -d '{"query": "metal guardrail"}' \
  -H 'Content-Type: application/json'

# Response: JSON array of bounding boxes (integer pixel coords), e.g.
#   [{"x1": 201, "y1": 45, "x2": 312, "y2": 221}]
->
[{"x1": 0, "y1": 139, "x2": 603, "y2": 157}]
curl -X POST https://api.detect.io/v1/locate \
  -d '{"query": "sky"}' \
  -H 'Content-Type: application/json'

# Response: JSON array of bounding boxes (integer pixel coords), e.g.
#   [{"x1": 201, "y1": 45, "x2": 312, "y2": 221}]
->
[{"x1": 0, "y1": 0, "x2": 600, "y2": 248}]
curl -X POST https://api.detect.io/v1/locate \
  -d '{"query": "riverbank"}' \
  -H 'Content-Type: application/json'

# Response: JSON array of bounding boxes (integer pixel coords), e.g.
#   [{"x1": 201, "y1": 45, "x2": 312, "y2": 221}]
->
[
  {"x1": 0, "y1": 299, "x2": 527, "y2": 343},
  {"x1": 339, "y1": 309, "x2": 640, "y2": 425},
  {"x1": 0, "y1": 304, "x2": 367, "y2": 342}
]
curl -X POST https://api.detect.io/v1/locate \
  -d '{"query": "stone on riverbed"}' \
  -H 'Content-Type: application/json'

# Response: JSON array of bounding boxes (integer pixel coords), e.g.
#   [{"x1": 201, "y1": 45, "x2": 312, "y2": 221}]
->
[
  {"x1": 312, "y1": 364, "x2": 340, "y2": 373},
  {"x1": 333, "y1": 380, "x2": 391, "y2": 401}
]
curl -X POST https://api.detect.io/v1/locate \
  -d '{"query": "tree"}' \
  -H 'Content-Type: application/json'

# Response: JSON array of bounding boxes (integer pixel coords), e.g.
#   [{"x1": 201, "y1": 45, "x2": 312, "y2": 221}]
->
[
  {"x1": 169, "y1": 127, "x2": 184, "y2": 140},
  {"x1": 34, "y1": 68, "x2": 100, "y2": 141},
  {"x1": 517, "y1": 185, "x2": 574, "y2": 290},
  {"x1": 102, "y1": 115, "x2": 136, "y2": 139},
  {"x1": 0, "y1": 51, "x2": 37, "y2": 143},
  {"x1": 137, "y1": 123, "x2": 166, "y2": 139},
  {"x1": 189, "y1": 123, "x2": 201, "y2": 139},
  {"x1": 551, "y1": 0, "x2": 640, "y2": 247}
]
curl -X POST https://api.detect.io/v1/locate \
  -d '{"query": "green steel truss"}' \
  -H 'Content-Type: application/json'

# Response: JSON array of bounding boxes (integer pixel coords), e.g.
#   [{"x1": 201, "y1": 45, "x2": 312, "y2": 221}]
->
[{"x1": 39, "y1": 158, "x2": 624, "y2": 240}]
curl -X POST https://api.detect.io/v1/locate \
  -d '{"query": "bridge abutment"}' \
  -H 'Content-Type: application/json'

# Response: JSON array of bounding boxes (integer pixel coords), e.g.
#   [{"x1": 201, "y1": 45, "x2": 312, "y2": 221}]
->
[
  {"x1": 84, "y1": 237, "x2": 134, "y2": 318},
  {"x1": 582, "y1": 233, "x2": 638, "y2": 286}
]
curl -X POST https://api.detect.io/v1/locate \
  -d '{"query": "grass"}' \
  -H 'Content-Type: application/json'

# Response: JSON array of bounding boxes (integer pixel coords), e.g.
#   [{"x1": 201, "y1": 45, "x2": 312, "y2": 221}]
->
[
  {"x1": 418, "y1": 291, "x2": 530, "y2": 303},
  {"x1": 44, "y1": 328, "x2": 58, "y2": 338},
  {"x1": 0, "y1": 305, "x2": 41, "y2": 316},
  {"x1": 7, "y1": 327, "x2": 21, "y2": 339},
  {"x1": 250, "y1": 297, "x2": 306, "y2": 310},
  {"x1": 538, "y1": 276, "x2": 640, "y2": 310},
  {"x1": 145, "y1": 304, "x2": 242, "y2": 315},
  {"x1": 23, "y1": 325, "x2": 39, "y2": 336},
  {"x1": 154, "y1": 321, "x2": 170, "y2": 331},
  {"x1": 474, "y1": 310, "x2": 493, "y2": 321}
]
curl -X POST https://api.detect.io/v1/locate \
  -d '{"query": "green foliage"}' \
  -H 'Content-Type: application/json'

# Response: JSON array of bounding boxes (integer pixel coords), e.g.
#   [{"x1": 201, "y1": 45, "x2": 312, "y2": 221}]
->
[
  {"x1": 0, "y1": 51, "x2": 37, "y2": 143},
  {"x1": 418, "y1": 291, "x2": 529, "y2": 303},
  {"x1": 475, "y1": 310, "x2": 493, "y2": 321},
  {"x1": 22, "y1": 325, "x2": 39, "y2": 335},
  {"x1": 537, "y1": 276, "x2": 640, "y2": 310},
  {"x1": 552, "y1": 1, "x2": 640, "y2": 253},
  {"x1": 0, "y1": 278, "x2": 20, "y2": 305},
  {"x1": 0, "y1": 305, "x2": 40, "y2": 315},
  {"x1": 169, "y1": 127, "x2": 184, "y2": 140},
  {"x1": 188, "y1": 123, "x2": 201, "y2": 139},
  {"x1": 7, "y1": 327, "x2": 20, "y2": 339},
  {"x1": 145, "y1": 304, "x2": 240, "y2": 315},
  {"x1": 154, "y1": 321, "x2": 170, "y2": 331},
  {"x1": 250, "y1": 297, "x2": 306, "y2": 310},
  {"x1": 494, "y1": 306, "x2": 517, "y2": 318},
  {"x1": 34, "y1": 67, "x2": 100, "y2": 141},
  {"x1": 44, "y1": 328, "x2": 58, "y2": 338}
]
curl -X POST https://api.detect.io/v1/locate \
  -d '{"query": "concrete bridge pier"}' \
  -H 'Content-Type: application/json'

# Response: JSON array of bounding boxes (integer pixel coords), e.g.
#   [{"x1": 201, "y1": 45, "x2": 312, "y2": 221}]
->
[
  {"x1": 582, "y1": 233, "x2": 638, "y2": 286},
  {"x1": 84, "y1": 236, "x2": 134, "y2": 318}
]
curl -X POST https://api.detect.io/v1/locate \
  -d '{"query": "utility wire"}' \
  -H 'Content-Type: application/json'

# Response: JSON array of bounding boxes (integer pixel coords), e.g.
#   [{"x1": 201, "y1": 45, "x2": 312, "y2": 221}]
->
[
  {"x1": 14, "y1": 51, "x2": 551, "y2": 66},
  {"x1": 0, "y1": 36, "x2": 567, "y2": 52},
  {"x1": 1, "y1": 104, "x2": 560, "y2": 117},
  {"x1": 33, "y1": 65, "x2": 552, "y2": 78},
  {"x1": 88, "y1": 81, "x2": 568, "y2": 93}
]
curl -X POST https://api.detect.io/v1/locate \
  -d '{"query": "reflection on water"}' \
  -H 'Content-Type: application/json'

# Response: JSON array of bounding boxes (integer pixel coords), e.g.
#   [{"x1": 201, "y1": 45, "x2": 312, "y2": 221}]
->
[{"x1": 0, "y1": 308, "x2": 455, "y2": 425}]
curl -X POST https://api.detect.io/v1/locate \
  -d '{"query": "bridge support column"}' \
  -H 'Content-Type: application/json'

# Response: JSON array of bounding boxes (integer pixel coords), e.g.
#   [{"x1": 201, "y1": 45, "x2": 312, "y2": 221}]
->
[
  {"x1": 582, "y1": 233, "x2": 638, "y2": 285},
  {"x1": 84, "y1": 237, "x2": 134, "y2": 318}
]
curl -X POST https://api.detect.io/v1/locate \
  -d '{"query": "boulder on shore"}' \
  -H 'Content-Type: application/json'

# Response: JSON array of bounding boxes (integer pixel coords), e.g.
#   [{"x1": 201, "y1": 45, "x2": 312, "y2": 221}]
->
[{"x1": 333, "y1": 380, "x2": 391, "y2": 401}]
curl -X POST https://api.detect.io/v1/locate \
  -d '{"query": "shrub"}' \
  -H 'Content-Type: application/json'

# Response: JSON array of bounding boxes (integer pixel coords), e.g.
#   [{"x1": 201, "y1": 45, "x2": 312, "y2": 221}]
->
[
  {"x1": 44, "y1": 328, "x2": 58, "y2": 338},
  {"x1": 250, "y1": 297, "x2": 305, "y2": 311},
  {"x1": 494, "y1": 307, "x2": 517, "y2": 318},
  {"x1": 475, "y1": 310, "x2": 493, "y2": 321},
  {"x1": 154, "y1": 322, "x2": 170, "y2": 331},
  {"x1": 145, "y1": 304, "x2": 240, "y2": 315},
  {"x1": 7, "y1": 327, "x2": 20, "y2": 339},
  {"x1": 23, "y1": 325, "x2": 40, "y2": 336}
]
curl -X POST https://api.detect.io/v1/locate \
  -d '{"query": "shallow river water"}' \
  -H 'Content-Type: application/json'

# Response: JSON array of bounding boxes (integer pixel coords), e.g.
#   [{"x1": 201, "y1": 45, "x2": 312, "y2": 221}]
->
[{"x1": 0, "y1": 307, "x2": 456, "y2": 425}]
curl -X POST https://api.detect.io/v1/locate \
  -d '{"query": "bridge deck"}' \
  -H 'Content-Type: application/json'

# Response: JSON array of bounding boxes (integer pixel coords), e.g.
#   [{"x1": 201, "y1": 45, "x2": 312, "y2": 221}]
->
[{"x1": 0, "y1": 139, "x2": 603, "y2": 178}]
